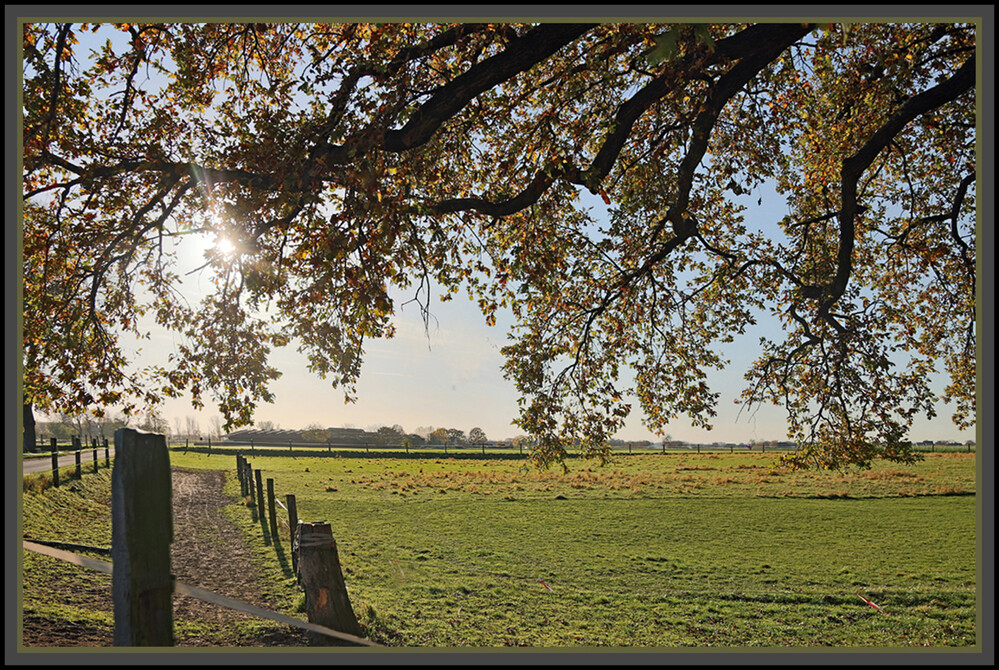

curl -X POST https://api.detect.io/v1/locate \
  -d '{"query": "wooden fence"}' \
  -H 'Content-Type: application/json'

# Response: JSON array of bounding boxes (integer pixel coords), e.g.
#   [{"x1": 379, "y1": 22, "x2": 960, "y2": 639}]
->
[
  {"x1": 235, "y1": 452, "x2": 364, "y2": 645},
  {"x1": 26, "y1": 436, "x2": 112, "y2": 487},
  {"x1": 22, "y1": 428, "x2": 377, "y2": 648}
]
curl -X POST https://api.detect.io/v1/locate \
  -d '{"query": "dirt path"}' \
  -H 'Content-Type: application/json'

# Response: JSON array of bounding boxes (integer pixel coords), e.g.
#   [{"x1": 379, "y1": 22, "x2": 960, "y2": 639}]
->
[
  {"x1": 168, "y1": 467, "x2": 309, "y2": 646},
  {"x1": 22, "y1": 467, "x2": 309, "y2": 647}
]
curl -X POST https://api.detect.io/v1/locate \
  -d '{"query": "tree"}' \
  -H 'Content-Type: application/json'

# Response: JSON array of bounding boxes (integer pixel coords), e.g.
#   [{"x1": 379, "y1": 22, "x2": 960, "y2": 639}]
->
[
  {"x1": 21, "y1": 21, "x2": 977, "y2": 470},
  {"x1": 207, "y1": 415, "x2": 223, "y2": 439},
  {"x1": 138, "y1": 407, "x2": 169, "y2": 434},
  {"x1": 468, "y1": 427, "x2": 488, "y2": 444},
  {"x1": 185, "y1": 415, "x2": 201, "y2": 440},
  {"x1": 301, "y1": 422, "x2": 329, "y2": 443},
  {"x1": 414, "y1": 426, "x2": 436, "y2": 440},
  {"x1": 376, "y1": 424, "x2": 405, "y2": 445},
  {"x1": 661, "y1": 433, "x2": 680, "y2": 452},
  {"x1": 428, "y1": 428, "x2": 450, "y2": 446}
]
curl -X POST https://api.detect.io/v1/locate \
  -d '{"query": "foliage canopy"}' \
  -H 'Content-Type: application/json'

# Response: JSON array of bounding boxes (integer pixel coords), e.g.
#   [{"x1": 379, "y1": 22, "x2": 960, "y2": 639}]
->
[{"x1": 21, "y1": 21, "x2": 977, "y2": 469}]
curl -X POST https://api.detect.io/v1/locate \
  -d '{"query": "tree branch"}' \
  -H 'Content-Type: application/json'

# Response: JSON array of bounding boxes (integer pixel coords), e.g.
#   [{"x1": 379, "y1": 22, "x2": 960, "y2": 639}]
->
[{"x1": 820, "y1": 54, "x2": 975, "y2": 326}]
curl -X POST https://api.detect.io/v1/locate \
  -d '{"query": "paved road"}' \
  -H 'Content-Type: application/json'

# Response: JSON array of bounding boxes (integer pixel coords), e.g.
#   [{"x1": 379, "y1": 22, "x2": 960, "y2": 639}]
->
[{"x1": 22, "y1": 451, "x2": 109, "y2": 476}]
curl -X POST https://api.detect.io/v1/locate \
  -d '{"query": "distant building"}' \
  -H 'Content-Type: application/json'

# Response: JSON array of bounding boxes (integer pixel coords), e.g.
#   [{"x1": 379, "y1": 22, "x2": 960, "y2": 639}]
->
[{"x1": 222, "y1": 426, "x2": 378, "y2": 445}]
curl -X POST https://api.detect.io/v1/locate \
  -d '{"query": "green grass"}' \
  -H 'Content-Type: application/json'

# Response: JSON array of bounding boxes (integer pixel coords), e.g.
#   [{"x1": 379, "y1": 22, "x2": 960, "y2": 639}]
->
[
  {"x1": 21, "y1": 450, "x2": 978, "y2": 648},
  {"x1": 169, "y1": 450, "x2": 978, "y2": 648},
  {"x1": 20, "y1": 469, "x2": 115, "y2": 639}
]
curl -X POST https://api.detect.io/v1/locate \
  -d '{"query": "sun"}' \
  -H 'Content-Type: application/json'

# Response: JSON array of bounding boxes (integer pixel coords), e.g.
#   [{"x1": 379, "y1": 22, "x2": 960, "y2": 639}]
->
[{"x1": 213, "y1": 236, "x2": 237, "y2": 257}]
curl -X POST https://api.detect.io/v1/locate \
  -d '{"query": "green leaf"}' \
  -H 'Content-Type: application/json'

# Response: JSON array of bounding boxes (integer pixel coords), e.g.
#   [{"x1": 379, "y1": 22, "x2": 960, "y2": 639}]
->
[{"x1": 645, "y1": 30, "x2": 679, "y2": 66}]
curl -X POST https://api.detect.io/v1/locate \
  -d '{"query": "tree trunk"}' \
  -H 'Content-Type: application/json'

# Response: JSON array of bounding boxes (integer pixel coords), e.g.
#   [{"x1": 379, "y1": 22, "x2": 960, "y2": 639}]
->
[{"x1": 23, "y1": 397, "x2": 37, "y2": 452}]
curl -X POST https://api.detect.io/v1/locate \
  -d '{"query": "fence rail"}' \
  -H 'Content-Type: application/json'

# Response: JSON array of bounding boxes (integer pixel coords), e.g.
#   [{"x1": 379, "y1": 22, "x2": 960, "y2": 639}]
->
[
  {"x1": 236, "y1": 452, "x2": 365, "y2": 644},
  {"x1": 21, "y1": 540, "x2": 378, "y2": 647},
  {"x1": 22, "y1": 429, "x2": 378, "y2": 648},
  {"x1": 22, "y1": 437, "x2": 112, "y2": 487}
]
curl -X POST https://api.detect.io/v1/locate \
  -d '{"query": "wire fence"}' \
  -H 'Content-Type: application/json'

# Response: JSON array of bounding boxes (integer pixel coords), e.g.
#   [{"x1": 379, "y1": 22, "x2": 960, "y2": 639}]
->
[{"x1": 22, "y1": 429, "x2": 379, "y2": 648}]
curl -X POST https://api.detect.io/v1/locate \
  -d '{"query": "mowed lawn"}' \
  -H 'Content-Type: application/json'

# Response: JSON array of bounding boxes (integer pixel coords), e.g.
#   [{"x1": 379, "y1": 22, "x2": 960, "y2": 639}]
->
[{"x1": 173, "y1": 451, "x2": 980, "y2": 647}]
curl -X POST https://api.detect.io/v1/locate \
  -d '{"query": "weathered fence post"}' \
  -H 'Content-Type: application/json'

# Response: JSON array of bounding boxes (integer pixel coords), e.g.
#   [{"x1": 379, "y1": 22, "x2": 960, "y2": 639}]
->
[
  {"x1": 92, "y1": 438, "x2": 99, "y2": 473},
  {"x1": 286, "y1": 494, "x2": 299, "y2": 573},
  {"x1": 255, "y1": 470, "x2": 265, "y2": 533},
  {"x1": 266, "y1": 478, "x2": 279, "y2": 540},
  {"x1": 250, "y1": 438, "x2": 254, "y2": 454},
  {"x1": 244, "y1": 461, "x2": 255, "y2": 509},
  {"x1": 50, "y1": 438, "x2": 60, "y2": 488},
  {"x1": 295, "y1": 521, "x2": 363, "y2": 645},
  {"x1": 111, "y1": 428, "x2": 173, "y2": 646},
  {"x1": 104, "y1": 437, "x2": 110, "y2": 468},
  {"x1": 74, "y1": 437, "x2": 82, "y2": 479},
  {"x1": 236, "y1": 454, "x2": 245, "y2": 497}
]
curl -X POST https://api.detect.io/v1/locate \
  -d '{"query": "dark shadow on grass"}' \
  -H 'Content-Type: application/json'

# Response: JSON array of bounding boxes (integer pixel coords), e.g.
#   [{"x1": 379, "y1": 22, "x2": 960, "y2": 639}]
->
[
  {"x1": 270, "y1": 533, "x2": 295, "y2": 578},
  {"x1": 752, "y1": 490, "x2": 975, "y2": 501},
  {"x1": 258, "y1": 508, "x2": 272, "y2": 546}
]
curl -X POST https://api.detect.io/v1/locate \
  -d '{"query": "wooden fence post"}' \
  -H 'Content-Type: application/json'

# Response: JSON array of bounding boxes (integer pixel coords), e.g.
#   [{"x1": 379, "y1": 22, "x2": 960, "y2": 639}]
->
[
  {"x1": 236, "y1": 454, "x2": 245, "y2": 496},
  {"x1": 50, "y1": 438, "x2": 60, "y2": 488},
  {"x1": 104, "y1": 437, "x2": 110, "y2": 468},
  {"x1": 296, "y1": 521, "x2": 363, "y2": 645},
  {"x1": 111, "y1": 428, "x2": 173, "y2": 646},
  {"x1": 74, "y1": 437, "x2": 82, "y2": 479},
  {"x1": 92, "y1": 439, "x2": 100, "y2": 473},
  {"x1": 286, "y1": 494, "x2": 299, "y2": 574},
  {"x1": 266, "y1": 478, "x2": 279, "y2": 540},
  {"x1": 255, "y1": 470, "x2": 265, "y2": 531},
  {"x1": 244, "y1": 462, "x2": 255, "y2": 508}
]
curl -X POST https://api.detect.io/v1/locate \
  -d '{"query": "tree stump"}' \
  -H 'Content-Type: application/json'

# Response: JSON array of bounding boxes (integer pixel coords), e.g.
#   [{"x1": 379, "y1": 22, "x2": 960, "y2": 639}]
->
[{"x1": 295, "y1": 522, "x2": 363, "y2": 645}]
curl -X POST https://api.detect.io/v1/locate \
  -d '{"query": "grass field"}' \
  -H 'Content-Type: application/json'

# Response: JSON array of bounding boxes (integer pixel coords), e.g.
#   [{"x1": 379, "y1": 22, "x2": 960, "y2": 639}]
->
[
  {"x1": 179, "y1": 449, "x2": 978, "y2": 648},
  {"x1": 21, "y1": 449, "x2": 978, "y2": 648}
]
